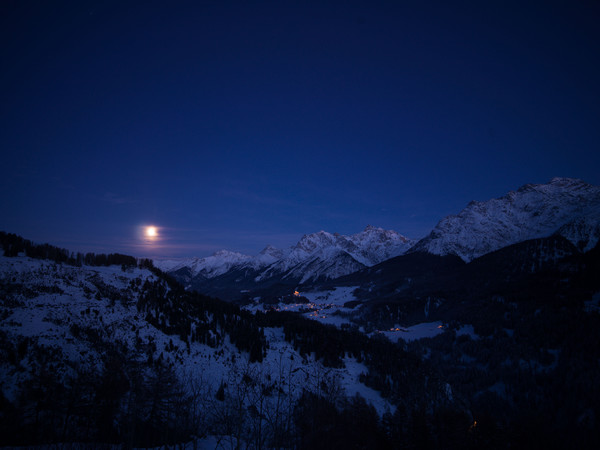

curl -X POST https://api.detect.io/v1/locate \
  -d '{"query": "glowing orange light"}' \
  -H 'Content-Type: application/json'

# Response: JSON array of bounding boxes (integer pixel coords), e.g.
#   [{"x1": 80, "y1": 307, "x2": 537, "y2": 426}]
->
[
  {"x1": 293, "y1": 290, "x2": 300, "y2": 296},
  {"x1": 437, "y1": 325, "x2": 443, "y2": 329}
]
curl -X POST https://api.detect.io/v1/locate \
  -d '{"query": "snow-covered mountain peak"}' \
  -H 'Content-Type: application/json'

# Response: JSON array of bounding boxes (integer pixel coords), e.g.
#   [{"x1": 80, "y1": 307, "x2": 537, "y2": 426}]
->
[
  {"x1": 259, "y1": 244, "x2": 279, "y2": 255},
  {"x1": 170, "y1": 250, "x2": 254, "y2": 278},
  {"x1": 258, "y1": 244, "x2": 286, "y2": 259},
  {"x1": 253, "y1": 245, "x2": 287, "y2": 267},
  {"x1": 412, "y1": 177, "x2": 600, "y2": 262},
  {"x1": 255, "y1": 226, "x2": 415, "y2": 283},
  {"x1": 294, "y1": 231, "x2": 337, "y2": 252},
  {"x1": 348, "y1": 226, "x2": 415, "y2": 264},
  {"x1": 211, "y1": 249, "x2": 251, "y2": 259},
  {"x1": 153, "y1": 257, "x2": 199, "y2": 273},
  {"x1": 548, "y1": 177, "x2": 588, "y2": 188},
  {"x1": 513, "y1": 177, "x2": 593, "y2": 197},
  {"x1": 354, "y1": 225, "x2": 412, "y2": 243}
]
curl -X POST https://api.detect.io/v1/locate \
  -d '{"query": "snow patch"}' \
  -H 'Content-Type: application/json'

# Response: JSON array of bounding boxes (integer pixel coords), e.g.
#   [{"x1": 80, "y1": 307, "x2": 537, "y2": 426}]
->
[{"x1": 378, "y1": 321, "x2": 445, "y2": 342}]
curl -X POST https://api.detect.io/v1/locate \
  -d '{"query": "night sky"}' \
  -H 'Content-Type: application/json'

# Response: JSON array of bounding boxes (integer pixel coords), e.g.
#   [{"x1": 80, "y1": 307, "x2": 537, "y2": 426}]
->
[{"x1": 2, "y1": 1, "x2": 599, "y2": 258}]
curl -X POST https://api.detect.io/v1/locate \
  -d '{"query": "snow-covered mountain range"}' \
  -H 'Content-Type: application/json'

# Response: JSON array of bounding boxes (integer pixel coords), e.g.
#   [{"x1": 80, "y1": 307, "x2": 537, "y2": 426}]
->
[
  {"x1": 155, "y1": 225, "x2": 415, "y2": 284},
  {"x1": 258, "y1": 226, "x2": 414, "y2": 283},
  {"x1": 155, "y1": 249, "x2": 254, "y2": 278},
  {"x1": 411, "y1": 177, "x2": 600, "y2": 262},
  {"x1": 157, "y1": 178, "x2": 600, "y2": 296}
]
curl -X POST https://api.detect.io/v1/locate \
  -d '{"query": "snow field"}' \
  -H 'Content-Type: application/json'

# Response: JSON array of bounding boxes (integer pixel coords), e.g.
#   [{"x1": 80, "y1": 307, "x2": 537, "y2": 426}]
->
[{"x1": 377, "y1": 321, "x2": 445, "y2": 343}]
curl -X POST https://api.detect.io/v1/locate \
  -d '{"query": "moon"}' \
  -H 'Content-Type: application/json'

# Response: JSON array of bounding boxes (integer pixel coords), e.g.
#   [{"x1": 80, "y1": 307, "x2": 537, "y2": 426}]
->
[{"x1": 145, "y1": 226, "x2": 158, "y2": 238}]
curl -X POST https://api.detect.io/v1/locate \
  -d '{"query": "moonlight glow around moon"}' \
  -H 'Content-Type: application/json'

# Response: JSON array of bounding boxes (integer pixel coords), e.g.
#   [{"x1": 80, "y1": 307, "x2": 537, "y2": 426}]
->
[
  {"x1": 143, "y1": 226, "x2": 159, "y2": 243},
  {"x1": 137, "y1": 225, "x2": 161, "y2": 251}
]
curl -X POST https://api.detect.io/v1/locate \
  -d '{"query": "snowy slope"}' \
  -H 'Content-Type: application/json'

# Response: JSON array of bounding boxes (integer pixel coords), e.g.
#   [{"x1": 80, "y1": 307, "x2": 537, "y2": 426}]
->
[
  {"x1": 0, "y1": 254, "x2": 394, "y2": 432},
  {"x1": 555, "y1": 216, "x2": 600, "y2": 252},
  {"x1": 411, "y1": 178, "x2": 600, "y2": 262}
]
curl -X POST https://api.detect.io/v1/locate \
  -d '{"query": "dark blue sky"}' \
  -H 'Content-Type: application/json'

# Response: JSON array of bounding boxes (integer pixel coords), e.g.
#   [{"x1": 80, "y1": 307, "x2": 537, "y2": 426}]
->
[{"x1": 2, "y1": 0, "x2": 599, "y2": 258}]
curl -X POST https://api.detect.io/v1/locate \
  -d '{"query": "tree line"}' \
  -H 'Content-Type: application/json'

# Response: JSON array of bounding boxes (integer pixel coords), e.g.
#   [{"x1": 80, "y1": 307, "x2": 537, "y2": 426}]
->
[{"x1": 1, "y1": 231, "x2": 138, "y2": 268}]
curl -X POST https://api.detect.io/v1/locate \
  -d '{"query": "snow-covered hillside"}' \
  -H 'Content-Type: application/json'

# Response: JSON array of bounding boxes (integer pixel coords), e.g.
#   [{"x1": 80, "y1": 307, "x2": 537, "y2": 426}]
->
[
  {"x1": 0, "y1": 253, "x2": 397, "y2": 445},
  {"x1": 411, "y1": 177, "x2": 600, "y2": 261}
]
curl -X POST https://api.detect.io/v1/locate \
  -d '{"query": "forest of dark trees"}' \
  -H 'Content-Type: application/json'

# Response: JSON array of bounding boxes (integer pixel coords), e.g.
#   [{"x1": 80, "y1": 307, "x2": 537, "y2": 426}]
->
[{"x1": 1, "y1": 231, "x2": 138, "y2": 268}]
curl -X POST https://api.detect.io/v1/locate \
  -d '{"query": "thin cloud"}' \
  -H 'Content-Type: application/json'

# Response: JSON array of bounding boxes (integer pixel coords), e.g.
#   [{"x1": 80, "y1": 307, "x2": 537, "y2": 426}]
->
[{"x1": 102, "y1": 192, "x2": 136, "y2": 205}]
